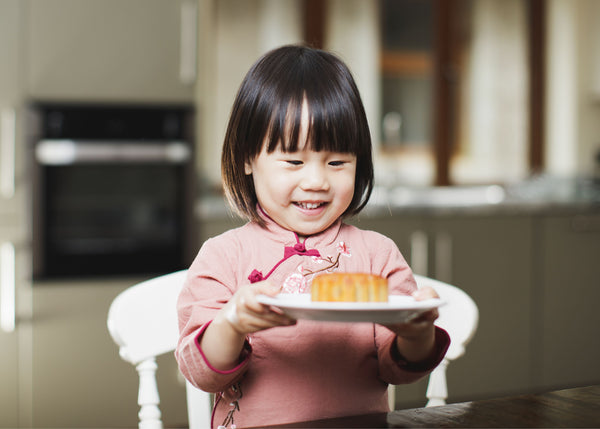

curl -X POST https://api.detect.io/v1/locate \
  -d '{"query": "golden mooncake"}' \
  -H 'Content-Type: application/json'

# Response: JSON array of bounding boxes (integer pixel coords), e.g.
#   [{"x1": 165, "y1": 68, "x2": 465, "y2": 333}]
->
[{"x1": 310, "y1": 273, "x2": 388, "y2": 302}]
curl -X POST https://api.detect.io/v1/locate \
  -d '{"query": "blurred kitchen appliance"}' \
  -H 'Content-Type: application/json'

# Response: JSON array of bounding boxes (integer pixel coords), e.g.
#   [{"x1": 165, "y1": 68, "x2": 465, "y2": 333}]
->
[{"x1": 29, "y1": 103, "x2": 195, "y2": 279}]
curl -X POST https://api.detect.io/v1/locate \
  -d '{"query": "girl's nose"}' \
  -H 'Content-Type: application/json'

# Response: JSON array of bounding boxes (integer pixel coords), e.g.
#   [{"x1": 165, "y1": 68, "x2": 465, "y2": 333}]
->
[{"x1": 299, "y1": 165, "x2": 330, "y2": 191}]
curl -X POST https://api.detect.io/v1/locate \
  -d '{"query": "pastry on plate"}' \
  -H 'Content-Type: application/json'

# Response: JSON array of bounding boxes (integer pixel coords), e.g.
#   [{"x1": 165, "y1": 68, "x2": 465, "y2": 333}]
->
[{"x1": 310, "y1": 273, "x2": 388, "y2": 302}]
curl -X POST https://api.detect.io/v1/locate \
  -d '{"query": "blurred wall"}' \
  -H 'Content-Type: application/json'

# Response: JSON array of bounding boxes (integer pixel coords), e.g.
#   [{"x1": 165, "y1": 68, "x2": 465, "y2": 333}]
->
[
  {"x1": 194, "y1": 0, "x2": 302, "y2": 187},
  {"x1": 195, "y1": 0, "x2": 600, "y2": 188},
  {"x1": 545, "y1": 0, "x2": 600, "y2": 176}
]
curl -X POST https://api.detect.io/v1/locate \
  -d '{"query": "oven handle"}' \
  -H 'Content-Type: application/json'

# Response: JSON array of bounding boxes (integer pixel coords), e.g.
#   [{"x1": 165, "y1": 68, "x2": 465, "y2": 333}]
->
[{"x1": 35, "y1": 140, "x2": 191, "y2": 165}]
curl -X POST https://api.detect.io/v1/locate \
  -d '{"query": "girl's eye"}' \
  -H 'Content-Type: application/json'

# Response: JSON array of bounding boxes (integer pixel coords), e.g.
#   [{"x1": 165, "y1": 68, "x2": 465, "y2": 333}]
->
[
  {"x1": 286, "y1": 160, "x2": 303, "y2": 166},
  {"x1": 328, "y1": 160, "x2": 346, "y2": 166}
]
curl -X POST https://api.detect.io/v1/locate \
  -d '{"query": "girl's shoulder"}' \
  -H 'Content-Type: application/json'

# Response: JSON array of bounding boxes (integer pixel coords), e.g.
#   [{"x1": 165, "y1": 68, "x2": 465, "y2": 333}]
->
[{"x1": 339, "y1": 222, "x2": 410, "y2": 279}]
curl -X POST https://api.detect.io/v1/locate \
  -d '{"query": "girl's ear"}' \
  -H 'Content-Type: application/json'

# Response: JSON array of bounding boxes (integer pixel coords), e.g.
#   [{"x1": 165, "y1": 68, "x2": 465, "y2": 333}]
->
[{"x1": 244, "y1": 161, "x2": 253, "y2": 175}]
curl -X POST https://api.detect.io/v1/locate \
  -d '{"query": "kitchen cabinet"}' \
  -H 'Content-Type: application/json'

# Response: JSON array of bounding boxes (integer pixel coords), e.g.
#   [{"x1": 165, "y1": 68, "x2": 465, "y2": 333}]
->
[
  {"x1": 351, "y1": 213, "x2": 535, "y2": 406},
  {"x1": 0, "y1": 0, "x2": 26, "y2": 219},
  {"x1": 0, "y1": 223, "x2": 32, "y2": 429},
  {"x1": 31, "y1": 279, "x2": 188, "y2": 428},
  {"x1": 426, "y1": 215, "x2": 535, "y2": 399},
  {"x1": 0, "y1": 1, "x2": 33, "y2": 428},
  {"x1": 26, "y1": 0, "x2": 197, "y2": 103},
  {"x1": 535, "y1": 213, "x2": 600, "y2": 390},
  {"x1": 0, "y1": 295, "x2": 19, "y2": 428},
  {"x1": 0, "y1": 0, "x2": 21, "y2": 106}
]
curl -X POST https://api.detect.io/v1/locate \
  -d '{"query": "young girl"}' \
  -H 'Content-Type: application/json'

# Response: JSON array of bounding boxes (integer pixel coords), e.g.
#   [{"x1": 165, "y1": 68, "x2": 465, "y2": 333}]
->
[{"x1": 176, "y1": 45, "x2": 450, "y2": 429}]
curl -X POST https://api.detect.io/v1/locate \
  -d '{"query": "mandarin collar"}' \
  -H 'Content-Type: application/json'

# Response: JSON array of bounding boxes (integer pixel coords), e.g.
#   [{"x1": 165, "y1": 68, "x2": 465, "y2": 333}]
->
[{"x1": 257, "y1": 205, "x2": 343, "y2": 248}]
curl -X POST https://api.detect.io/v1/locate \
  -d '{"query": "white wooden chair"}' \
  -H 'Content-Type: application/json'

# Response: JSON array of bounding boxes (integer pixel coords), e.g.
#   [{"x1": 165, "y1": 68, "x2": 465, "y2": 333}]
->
[
  {"x1": 108, "y1": 271, "x2": 478, "y2": 428},
  {"x1": 107, "y1": 270, "x2": 211, "y2": 429},
  {"x1": 388, "y1": 274, "x2": 479, "y2": 409}
]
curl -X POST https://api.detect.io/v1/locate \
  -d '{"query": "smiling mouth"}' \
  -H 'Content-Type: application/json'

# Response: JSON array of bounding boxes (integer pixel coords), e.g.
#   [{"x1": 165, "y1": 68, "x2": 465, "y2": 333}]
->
[{"x1": 295, "y1": 202, "x2": 325, "y2": 210}]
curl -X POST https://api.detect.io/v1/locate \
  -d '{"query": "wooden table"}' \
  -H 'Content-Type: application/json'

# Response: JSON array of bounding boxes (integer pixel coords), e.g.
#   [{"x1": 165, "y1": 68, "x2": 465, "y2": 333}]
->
[{"x1": 261, "y1": 385, "x2": 600, "y2": 428}]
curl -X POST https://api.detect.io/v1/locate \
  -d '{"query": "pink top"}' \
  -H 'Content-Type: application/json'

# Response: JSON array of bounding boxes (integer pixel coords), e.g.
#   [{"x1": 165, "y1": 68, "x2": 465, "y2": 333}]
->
[{"x1": 176, "y1": 215, "x2": 450, "y2": 428}]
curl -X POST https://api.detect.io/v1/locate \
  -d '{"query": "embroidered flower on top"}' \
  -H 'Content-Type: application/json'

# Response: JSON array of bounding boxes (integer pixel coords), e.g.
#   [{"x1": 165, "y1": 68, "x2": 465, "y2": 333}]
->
[
  {"x1": 282, "y1": 266, "x2": 309, "y2": 293},
  {"x1": 337, "y1": 241, "x2": 351, "y2": 257}
]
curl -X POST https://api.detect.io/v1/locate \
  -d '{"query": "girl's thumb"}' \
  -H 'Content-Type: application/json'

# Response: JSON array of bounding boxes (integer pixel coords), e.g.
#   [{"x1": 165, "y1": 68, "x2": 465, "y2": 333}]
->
[{"x1": 260, "y1": 280, "x2": 282, "y2": 296}]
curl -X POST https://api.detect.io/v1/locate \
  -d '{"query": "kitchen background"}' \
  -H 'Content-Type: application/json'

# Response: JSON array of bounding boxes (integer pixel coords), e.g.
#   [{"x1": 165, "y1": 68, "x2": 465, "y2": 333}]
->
[{"x1": 1, "y1": 0, "x2": 599, "y2": 428}]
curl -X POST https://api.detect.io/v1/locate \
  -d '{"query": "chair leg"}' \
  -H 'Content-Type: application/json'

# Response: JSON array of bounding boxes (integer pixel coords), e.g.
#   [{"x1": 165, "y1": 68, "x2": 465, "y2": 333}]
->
[
  {"x1": 136, "y1": 358, "x2": 163, "y2": 429},
  {"x1": 387, "y1": 384, "x2": 396, "y2": 411},
  {"x1": 425, "y1": 359, "x2": 449, "y2": 407}
]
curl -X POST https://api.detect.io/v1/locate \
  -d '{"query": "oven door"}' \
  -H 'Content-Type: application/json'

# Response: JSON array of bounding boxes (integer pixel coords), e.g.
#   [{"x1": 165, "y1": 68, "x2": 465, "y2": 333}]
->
[{"x1": 33, "y1": 140, "x2": 192, "y2": 279}]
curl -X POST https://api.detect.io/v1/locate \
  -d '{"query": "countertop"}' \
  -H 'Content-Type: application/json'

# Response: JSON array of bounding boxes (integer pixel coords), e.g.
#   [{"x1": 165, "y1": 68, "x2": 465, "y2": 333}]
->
[{"x1": 196, "y1": 176, "x2": 600, "y2": 220}]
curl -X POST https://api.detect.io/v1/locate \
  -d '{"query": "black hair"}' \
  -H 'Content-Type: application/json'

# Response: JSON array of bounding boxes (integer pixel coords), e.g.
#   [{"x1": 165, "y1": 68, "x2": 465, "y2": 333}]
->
[{"x1": 222, "y1": 44, "x2": 374, "y2": 224}]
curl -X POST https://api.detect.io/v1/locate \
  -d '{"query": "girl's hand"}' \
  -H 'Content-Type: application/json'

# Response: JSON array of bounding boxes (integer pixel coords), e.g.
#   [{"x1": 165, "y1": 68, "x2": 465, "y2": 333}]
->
[
  {"x1": 217, "y1": 281, "x2": 296, "y2": 336},
  {"x1": 384, "y1": 286, "x2": 440, "y2": 363}
]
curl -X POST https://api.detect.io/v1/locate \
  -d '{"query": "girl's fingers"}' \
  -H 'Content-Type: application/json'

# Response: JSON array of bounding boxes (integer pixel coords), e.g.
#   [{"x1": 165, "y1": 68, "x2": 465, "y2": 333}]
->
[
  {"x1": 412, "y1": 308, "x2": 439, "y2": 323},
  {"x1": 239, "y1": 308, "x2": 295, "y2": 332},
  {"x1": 412, "y1": 286, "x2": 439, "y2": 301},
  {"x1": 225, "y1": 282, "x2": 296, "y2": 333},
  {"x1": 243, "y1": 282, "x2": 281, "y2": 314}
]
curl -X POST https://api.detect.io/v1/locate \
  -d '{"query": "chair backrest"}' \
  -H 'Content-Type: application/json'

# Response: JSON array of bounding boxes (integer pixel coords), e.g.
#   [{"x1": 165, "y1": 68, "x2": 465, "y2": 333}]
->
[
  {"x1": 107, "y1": 270, "x2": 211, "y2": 429},
  {"x1": 389, "y1": 274, "x2": 479, "y2": 409}
]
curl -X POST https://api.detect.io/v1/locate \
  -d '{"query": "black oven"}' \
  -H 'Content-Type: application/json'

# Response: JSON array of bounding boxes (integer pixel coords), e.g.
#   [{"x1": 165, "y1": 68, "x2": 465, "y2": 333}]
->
[{"x1": 29, "y1": 103, "x2": 196, "y2": 279}]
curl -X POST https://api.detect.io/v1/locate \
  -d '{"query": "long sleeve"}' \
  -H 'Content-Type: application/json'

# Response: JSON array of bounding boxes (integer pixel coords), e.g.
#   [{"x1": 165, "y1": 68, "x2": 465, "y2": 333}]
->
[
  {"x1": 377, "y1": 325, "x2": 451, "y2": 384},
  {"x1": 175, "y1": 234, "x2": 251, "y2": 393}
]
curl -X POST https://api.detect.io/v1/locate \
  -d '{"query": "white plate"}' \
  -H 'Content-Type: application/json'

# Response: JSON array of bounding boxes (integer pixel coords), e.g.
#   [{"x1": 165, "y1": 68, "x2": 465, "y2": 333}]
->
[{"x1": 257, "y1": 293, "x2": 444, "y2": 324}]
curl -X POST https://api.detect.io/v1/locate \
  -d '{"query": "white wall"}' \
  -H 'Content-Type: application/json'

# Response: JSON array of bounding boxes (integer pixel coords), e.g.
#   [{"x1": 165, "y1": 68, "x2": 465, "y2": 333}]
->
[
  {"x1": 195, "y1": 0, "x2": 302, "y2": 186},
  {"x1": 325, "y1": 0, "x2": 380, "y2": 151},
  {"x1": 545, "y1": 0, "x2": 600, "y2": 177},
  {"x1": 196, "y1": 0, "x2": 600, "y2": 188},
  {"x1": 452, "y1": 0, "x2": 529, "y2": 184}
]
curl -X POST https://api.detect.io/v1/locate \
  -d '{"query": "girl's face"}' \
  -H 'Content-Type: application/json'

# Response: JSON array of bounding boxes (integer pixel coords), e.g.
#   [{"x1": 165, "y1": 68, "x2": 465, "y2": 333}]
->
[{"x1": 245, "y1": 105, "x2": 356, "y2": 238}]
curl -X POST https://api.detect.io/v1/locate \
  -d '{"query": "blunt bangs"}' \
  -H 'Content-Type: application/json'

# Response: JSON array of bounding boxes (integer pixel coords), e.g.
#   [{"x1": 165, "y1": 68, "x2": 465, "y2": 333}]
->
[
  {"x1": 222, "y1": 45, "x2": 374, "y2": 223},
  {"x1": 261, "y1": 54, "x2": 368, "y2": 158}
]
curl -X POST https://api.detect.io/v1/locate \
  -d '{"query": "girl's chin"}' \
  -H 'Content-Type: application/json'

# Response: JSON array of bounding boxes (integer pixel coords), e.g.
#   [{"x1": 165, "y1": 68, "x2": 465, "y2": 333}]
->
[{"x1": 293, "y1": 221, "x2": 336, "y2": 237}]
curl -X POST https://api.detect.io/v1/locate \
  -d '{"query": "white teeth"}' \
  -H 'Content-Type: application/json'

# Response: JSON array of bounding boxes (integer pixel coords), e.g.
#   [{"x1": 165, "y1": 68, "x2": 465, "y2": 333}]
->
[{"x1": 299, "y1": 202, "x2": 321, "y2": 209}]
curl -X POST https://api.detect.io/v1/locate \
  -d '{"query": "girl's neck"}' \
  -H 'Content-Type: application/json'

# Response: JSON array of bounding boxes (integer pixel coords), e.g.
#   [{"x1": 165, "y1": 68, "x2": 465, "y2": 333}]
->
[{"x1": 258, "y1": 204, "x2": 319, "y2": 243}]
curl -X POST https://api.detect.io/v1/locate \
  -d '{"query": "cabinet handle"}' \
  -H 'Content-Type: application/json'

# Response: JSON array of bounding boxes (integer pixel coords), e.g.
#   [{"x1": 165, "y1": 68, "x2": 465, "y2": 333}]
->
[
  {"x1": 434, "y1": 232, "x2": 453, "y2": 283},
  {"x1": 0, "y1": 242, "x2": 16, "y2": 333},
  {"x1": 179, "y1": 1, "x2": 197, "y2": 85},
  {"x1": 0, "y1": 108, "x2": 16, "y2": 199},
  {"x1": 410, "y1": 230, "x2": 428, "y2": 276}
]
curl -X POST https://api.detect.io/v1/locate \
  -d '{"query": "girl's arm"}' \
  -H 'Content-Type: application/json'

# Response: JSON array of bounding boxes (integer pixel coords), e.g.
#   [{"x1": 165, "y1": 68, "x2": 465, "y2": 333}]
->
[
  {"x1": 199, "y1": 280, "x2": 296, "y2": 371},
  {"x1": 388, "y1": 286, "x2": 442, "y2": 363},
  {"x1": 376, "y1": 287, "x2": 449, "y2": 385}
]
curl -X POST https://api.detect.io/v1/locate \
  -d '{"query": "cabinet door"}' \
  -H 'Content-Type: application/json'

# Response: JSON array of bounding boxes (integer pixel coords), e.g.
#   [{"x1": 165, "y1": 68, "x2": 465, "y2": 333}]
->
[
  {"x1": 32, "y1": 280, "x2": 188, "y2": 428},
  {"x1": 0, "y1": 223, "x2": 32, "y2": 429},
  {"x1": 0, "y1": 0, "x2": 21, "y2": 104},
  {"x1": 429, "y1": 215, "x2": 534, "y2": 401},
  {"x1": 537, "y1": 213, "x2": 600, "y2": 389},
  {"x1": 27, "y1": 0, "x2": 196, "y2": 102},
  {"x1": 0, "y1": 0, "x2": 26, "y2": 218},
  {"x1": 0, "y1": 236, "x2": 19, "y2": 428}
]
